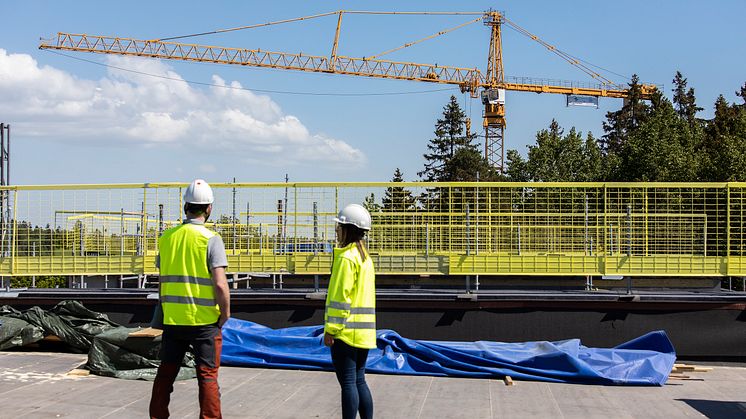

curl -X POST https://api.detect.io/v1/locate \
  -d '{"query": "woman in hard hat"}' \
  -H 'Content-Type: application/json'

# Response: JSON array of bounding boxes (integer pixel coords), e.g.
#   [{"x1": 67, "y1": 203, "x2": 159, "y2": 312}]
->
[{"x1": 323, "y1": 203, "x2": 376, "y2": 419}]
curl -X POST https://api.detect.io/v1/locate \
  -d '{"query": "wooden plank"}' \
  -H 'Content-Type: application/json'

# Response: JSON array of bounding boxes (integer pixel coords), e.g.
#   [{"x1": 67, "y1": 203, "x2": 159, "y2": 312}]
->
[
  {"x1": 66, "y1": 368, "x2": 90, "y2": 377},
  {"x1": 503, "y1": 376, "x2": 514, "y2": 386},
  {"x1": 128, "y1": 327, "x2": 163, "y2": 337},
  {"x1": 671, "y1": 364, "x2": 712, "y2": 373}
]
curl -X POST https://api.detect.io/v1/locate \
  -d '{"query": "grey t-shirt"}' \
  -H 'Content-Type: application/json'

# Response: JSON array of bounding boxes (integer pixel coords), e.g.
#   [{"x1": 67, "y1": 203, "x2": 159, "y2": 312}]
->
[{"x1": 155, "y1": 218, "x2": 228, "y2": 272}]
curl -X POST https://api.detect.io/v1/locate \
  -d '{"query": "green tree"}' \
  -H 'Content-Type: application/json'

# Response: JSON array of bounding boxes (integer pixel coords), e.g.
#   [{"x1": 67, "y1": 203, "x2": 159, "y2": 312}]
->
[
  {"x1": 444, "y1": 147, "x2": 497, "y2": 181},
  {"x1": 363, "y1": 193, "x2": 381, "y2": 213},
  {"x1": 517, "y1": 120, "x2": 606, "y2": 182},
  {"x1": 672, "y1": 71, "x2": 703, "y2": 126},
  {"x1": 418, "y1": 96, "x2": 496, "y2": 213},
  {"x1": 700, "y1": 91, "x2": 746, "y2": 180},
  {"x1": 580, "y1": 132, "x2": 606, "y2": 181},
  {"x1": 614, "y1": 93, "x2": 699, "y2": 181},
  {"x1": 601, "y1": 74, "x2": 651, "y2": 155},
  {"x1": 503, "y1": 149, "x2": 529, "y2": 181},
  {"x1": 419, "y1": 95, "x2": 487, "y2": 182},
  {"x1": 382, "y1": 168, "x2": 416, "y2": 212},
  {"x1": 526, "y1": 120, "x2": 565, "y2": 181}
]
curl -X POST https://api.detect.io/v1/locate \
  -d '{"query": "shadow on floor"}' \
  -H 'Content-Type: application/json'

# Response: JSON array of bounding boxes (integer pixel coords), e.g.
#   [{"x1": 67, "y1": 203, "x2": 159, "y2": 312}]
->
[{"x1": 678, "y1": 399, "x2": 746, "y2": 418}]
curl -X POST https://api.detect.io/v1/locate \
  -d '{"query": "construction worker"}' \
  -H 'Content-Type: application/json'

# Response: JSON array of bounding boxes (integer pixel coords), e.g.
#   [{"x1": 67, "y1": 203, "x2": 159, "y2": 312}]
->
[
  {"x1": 150, "y1": 179, "x2": 230, "y2": 419},
  {"x1": 324, "y1": 203, "x2": 376, "y2": 419}
]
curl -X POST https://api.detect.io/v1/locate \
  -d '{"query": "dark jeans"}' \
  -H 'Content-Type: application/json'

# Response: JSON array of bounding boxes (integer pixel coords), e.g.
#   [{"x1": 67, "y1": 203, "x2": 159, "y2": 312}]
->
[
  {"x1": 331, "y1": 340, "x2": 373, "y2": 419},
  {"x1": 149, "y1": 324, "x2": 223, "y2": 419}
]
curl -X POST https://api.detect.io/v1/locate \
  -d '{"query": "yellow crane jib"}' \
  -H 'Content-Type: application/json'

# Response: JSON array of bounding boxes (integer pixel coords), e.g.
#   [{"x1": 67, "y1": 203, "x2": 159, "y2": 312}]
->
[{"x1": 39, "y1": 10, "x2": 658, "y2": 172}]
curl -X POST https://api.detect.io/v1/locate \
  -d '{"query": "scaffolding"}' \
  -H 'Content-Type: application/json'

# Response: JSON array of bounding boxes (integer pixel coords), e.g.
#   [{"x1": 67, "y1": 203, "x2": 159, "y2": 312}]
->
[{"x1": 0, "y1": 181, "x2": 743, "y2": 277}]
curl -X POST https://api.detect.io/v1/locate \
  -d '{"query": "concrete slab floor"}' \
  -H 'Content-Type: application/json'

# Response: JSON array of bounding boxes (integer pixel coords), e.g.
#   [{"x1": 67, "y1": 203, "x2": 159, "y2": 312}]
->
[{"x1": 1, "y1": 351, "x2": 745, "y2": 418}]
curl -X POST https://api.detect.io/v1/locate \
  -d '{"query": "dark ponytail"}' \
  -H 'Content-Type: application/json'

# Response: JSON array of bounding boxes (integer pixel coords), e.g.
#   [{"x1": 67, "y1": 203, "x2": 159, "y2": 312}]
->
[{"x1": 338, "y1": 224, "x2": 368, "y2": 262}]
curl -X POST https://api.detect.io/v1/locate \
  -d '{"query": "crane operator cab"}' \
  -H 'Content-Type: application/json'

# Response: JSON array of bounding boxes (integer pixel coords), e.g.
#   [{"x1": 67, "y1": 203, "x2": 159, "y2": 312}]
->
[{"x1": 481, "y1": 88, "x2": 506, "y2": 105}]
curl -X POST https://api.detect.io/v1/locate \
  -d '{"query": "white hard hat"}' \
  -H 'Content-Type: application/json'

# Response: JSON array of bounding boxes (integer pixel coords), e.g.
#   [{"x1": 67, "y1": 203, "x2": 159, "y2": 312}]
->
[
  {"x1": 184, "y1": 179, "x2": 214, "y2": 204},
  {"x1": 334, "y1": 204, "x2": 371, "y2": 231}
]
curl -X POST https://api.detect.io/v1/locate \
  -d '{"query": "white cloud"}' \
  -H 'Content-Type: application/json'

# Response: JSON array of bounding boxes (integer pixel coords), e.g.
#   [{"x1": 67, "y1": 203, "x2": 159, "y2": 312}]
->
[
  {"x1": 199, "y1": 164, "x2": 217, "y2": 173},
  {"x1": 0, "y1": 49, "x2": 365, "y2": 167}
]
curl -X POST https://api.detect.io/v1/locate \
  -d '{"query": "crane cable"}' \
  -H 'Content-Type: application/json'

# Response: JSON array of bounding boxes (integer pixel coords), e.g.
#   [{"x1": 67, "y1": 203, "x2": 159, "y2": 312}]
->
[
  {"x1": 367, "y1": 16, "x2": 484, "y2": 60},
  {"x1": 137, "y1": 10, "x2": 634, "y2": 90},
  {"x1": 501, "y1": 17, "x2": 622, "y2": 88},
  {"x1": 154, "y1": 11, "x2": 341, "y2": 42},
  {"x1": 155, "y1": 10, "x2": 483, "y2": 42}
]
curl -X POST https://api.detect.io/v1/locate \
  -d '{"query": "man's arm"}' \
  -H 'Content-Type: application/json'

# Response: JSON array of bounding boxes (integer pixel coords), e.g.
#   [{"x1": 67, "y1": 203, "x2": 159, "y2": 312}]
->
[
  {"x1": 207, "y1": 235, "x2": 230, "y2": 327},
  {"x1": 212, "y1": 266, "x2": 230, "y2": 327}
]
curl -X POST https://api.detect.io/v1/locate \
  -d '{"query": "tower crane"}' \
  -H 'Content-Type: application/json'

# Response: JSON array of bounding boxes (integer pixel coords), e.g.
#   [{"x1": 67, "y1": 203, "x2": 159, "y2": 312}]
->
[{"x1": 39, "y1": 10, "x2": 657, "y2": 171}]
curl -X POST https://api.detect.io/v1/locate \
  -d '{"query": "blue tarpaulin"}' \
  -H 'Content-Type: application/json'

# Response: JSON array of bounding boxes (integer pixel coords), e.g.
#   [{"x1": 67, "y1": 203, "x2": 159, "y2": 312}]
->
[{"x1": 221, "y1": 319, "x2": 676, "y2": 386}]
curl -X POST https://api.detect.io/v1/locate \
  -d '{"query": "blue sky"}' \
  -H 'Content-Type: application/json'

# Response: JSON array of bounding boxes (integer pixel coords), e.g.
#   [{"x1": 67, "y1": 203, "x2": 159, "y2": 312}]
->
[{"x1": 1, "y1": 1, "x2": 744, "y2": 185}]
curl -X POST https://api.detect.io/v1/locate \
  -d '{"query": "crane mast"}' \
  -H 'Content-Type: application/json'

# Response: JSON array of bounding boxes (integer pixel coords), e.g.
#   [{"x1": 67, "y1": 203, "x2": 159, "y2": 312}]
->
[
  {"x1": 483, "y1": 11, "x2": 506, "y2": 169},
  {"x1": 39, "y1": 10, "x2": 657, "y2": 171}
]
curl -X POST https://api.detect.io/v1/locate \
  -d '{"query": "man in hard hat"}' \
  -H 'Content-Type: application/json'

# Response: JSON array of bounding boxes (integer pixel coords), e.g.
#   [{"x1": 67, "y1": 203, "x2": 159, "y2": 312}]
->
[{"x1": 150, "y1": 179, "x2": 230, "y2": 419}]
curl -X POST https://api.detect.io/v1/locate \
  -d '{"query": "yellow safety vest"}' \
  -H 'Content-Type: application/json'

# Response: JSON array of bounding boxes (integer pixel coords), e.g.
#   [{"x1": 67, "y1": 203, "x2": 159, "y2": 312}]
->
[
  {"x1": 324, "y1": 243, "x2": 376, "y2": 349},
  {"x1": 158, "y1": 223, "x2": 220, "y2": 326}
]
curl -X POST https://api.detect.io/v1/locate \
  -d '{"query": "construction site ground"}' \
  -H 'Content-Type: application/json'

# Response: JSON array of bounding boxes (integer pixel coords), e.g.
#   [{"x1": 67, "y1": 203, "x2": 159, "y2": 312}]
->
[{"x1": 1, "y1": 351, "x2": 745, "y2": 418}]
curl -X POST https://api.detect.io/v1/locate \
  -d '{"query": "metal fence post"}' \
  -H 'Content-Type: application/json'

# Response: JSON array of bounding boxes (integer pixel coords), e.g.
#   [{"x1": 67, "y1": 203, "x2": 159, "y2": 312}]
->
[
  {"x1": 475, "y1": 182, "x2": 479, "y2": 256},
  {"x1": 313, "y1": 201, "x2": 319, "y2": 292},
  {"x1": 313, "y1": 202, "x2": 319, "y2": 253},
  {"x1": 246, "y1": 201, "x2": 251, "y2": 253},
  {"x1": 584, "y1": 194, "x2": 589, "y2": 256},
  {"x1": 158, "y1": 204, "x2": 164, "y2": 237},
  {"x1": 78, "y1": 220, "x2": 85, "y2": 257},
  {"x1": 465, "y1": 203, "x2": 471, "y2": 294},
  {"x1": 425, "y1": 223, "x2": 430, "y2": 258},
  {"x1": 32, "y1": 242, "x2": 36, "y2": 288},
  {"x1": 627, "y1": 204, "x2": 632, "y2": 257},
  {"x1": 726, "y1": 184, "x2": 731, "y2": 276},
  {"x1": 259, "y1": 223, "x2": 263, "y2": 255},
  {"x1": 466, "y1": 203, "x2": 471, "y2": 256},
  {"x1": 120, "y1": 208, "x2": 125, "y2": 257},
  {"x1": 627, "y1": 204, "x2": 632, "y2": 294},
  {"x1": 232, "y1": 179, "x2": 237, "y2": 255}
]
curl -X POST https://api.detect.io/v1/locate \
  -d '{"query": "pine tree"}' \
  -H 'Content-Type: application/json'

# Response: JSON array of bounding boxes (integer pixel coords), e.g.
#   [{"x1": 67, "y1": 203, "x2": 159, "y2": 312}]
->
[
  {"x1": 382, "y1": 168, "x2": 416, "y2": 212},
  {"x1": 418, "y1": 95, "x2": 483, "y2": 182},
  {"x1": 444, "y1": 147, "x2": 497, "y2": 181},
  {"x1": 363, "y1": 193, "x2": 381, "y2": 213},
  {"x1": 503, "y1": 149, "x2": 529, "y2": 181},
  {"x1": 737, "y1": 82, "x2": 746, "y2": 107},
  {"x1": 701, "y1": 92, "x2": 746, "y2": 180},
  {"x1": 417, "y1": 95, "x2": 497, "y2": 212},
  {"x1": 601, "y1": 74, "x2": 651, "y2": 155},
  {"x1": 672, "y1": 71, "x2": 703, "y2": 126}
]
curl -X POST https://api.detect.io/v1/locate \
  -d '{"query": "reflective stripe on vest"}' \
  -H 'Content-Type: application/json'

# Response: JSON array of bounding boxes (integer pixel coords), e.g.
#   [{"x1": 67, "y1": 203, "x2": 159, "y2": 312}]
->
[
  {"x1": 346, "y1": 322, "x2": 376, "y2": 329},
  {"x1": 158, "y1": 223, "x2": 220, "y2": 326},
  {"x1": 324, "y1": 243, "x2": 377, "y2": 349},
  {"x1": 161, "y1": 294, "x2": 217, "y2": 307},
  {"x1": 325, "y1": 305, "x2": 375, "y2": 316},
  {"x1": 327, "y1": 301, "x2": 351, "y2": 311},
  {"x1": 160, "y1": 275, "x2": 214, "y2": 287}
]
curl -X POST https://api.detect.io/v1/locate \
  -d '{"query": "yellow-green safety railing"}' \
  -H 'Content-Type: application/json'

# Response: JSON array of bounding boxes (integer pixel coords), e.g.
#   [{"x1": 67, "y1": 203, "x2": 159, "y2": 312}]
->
[{"x1": 0, "y1": 182, "x2": 743, "y2": 277}]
